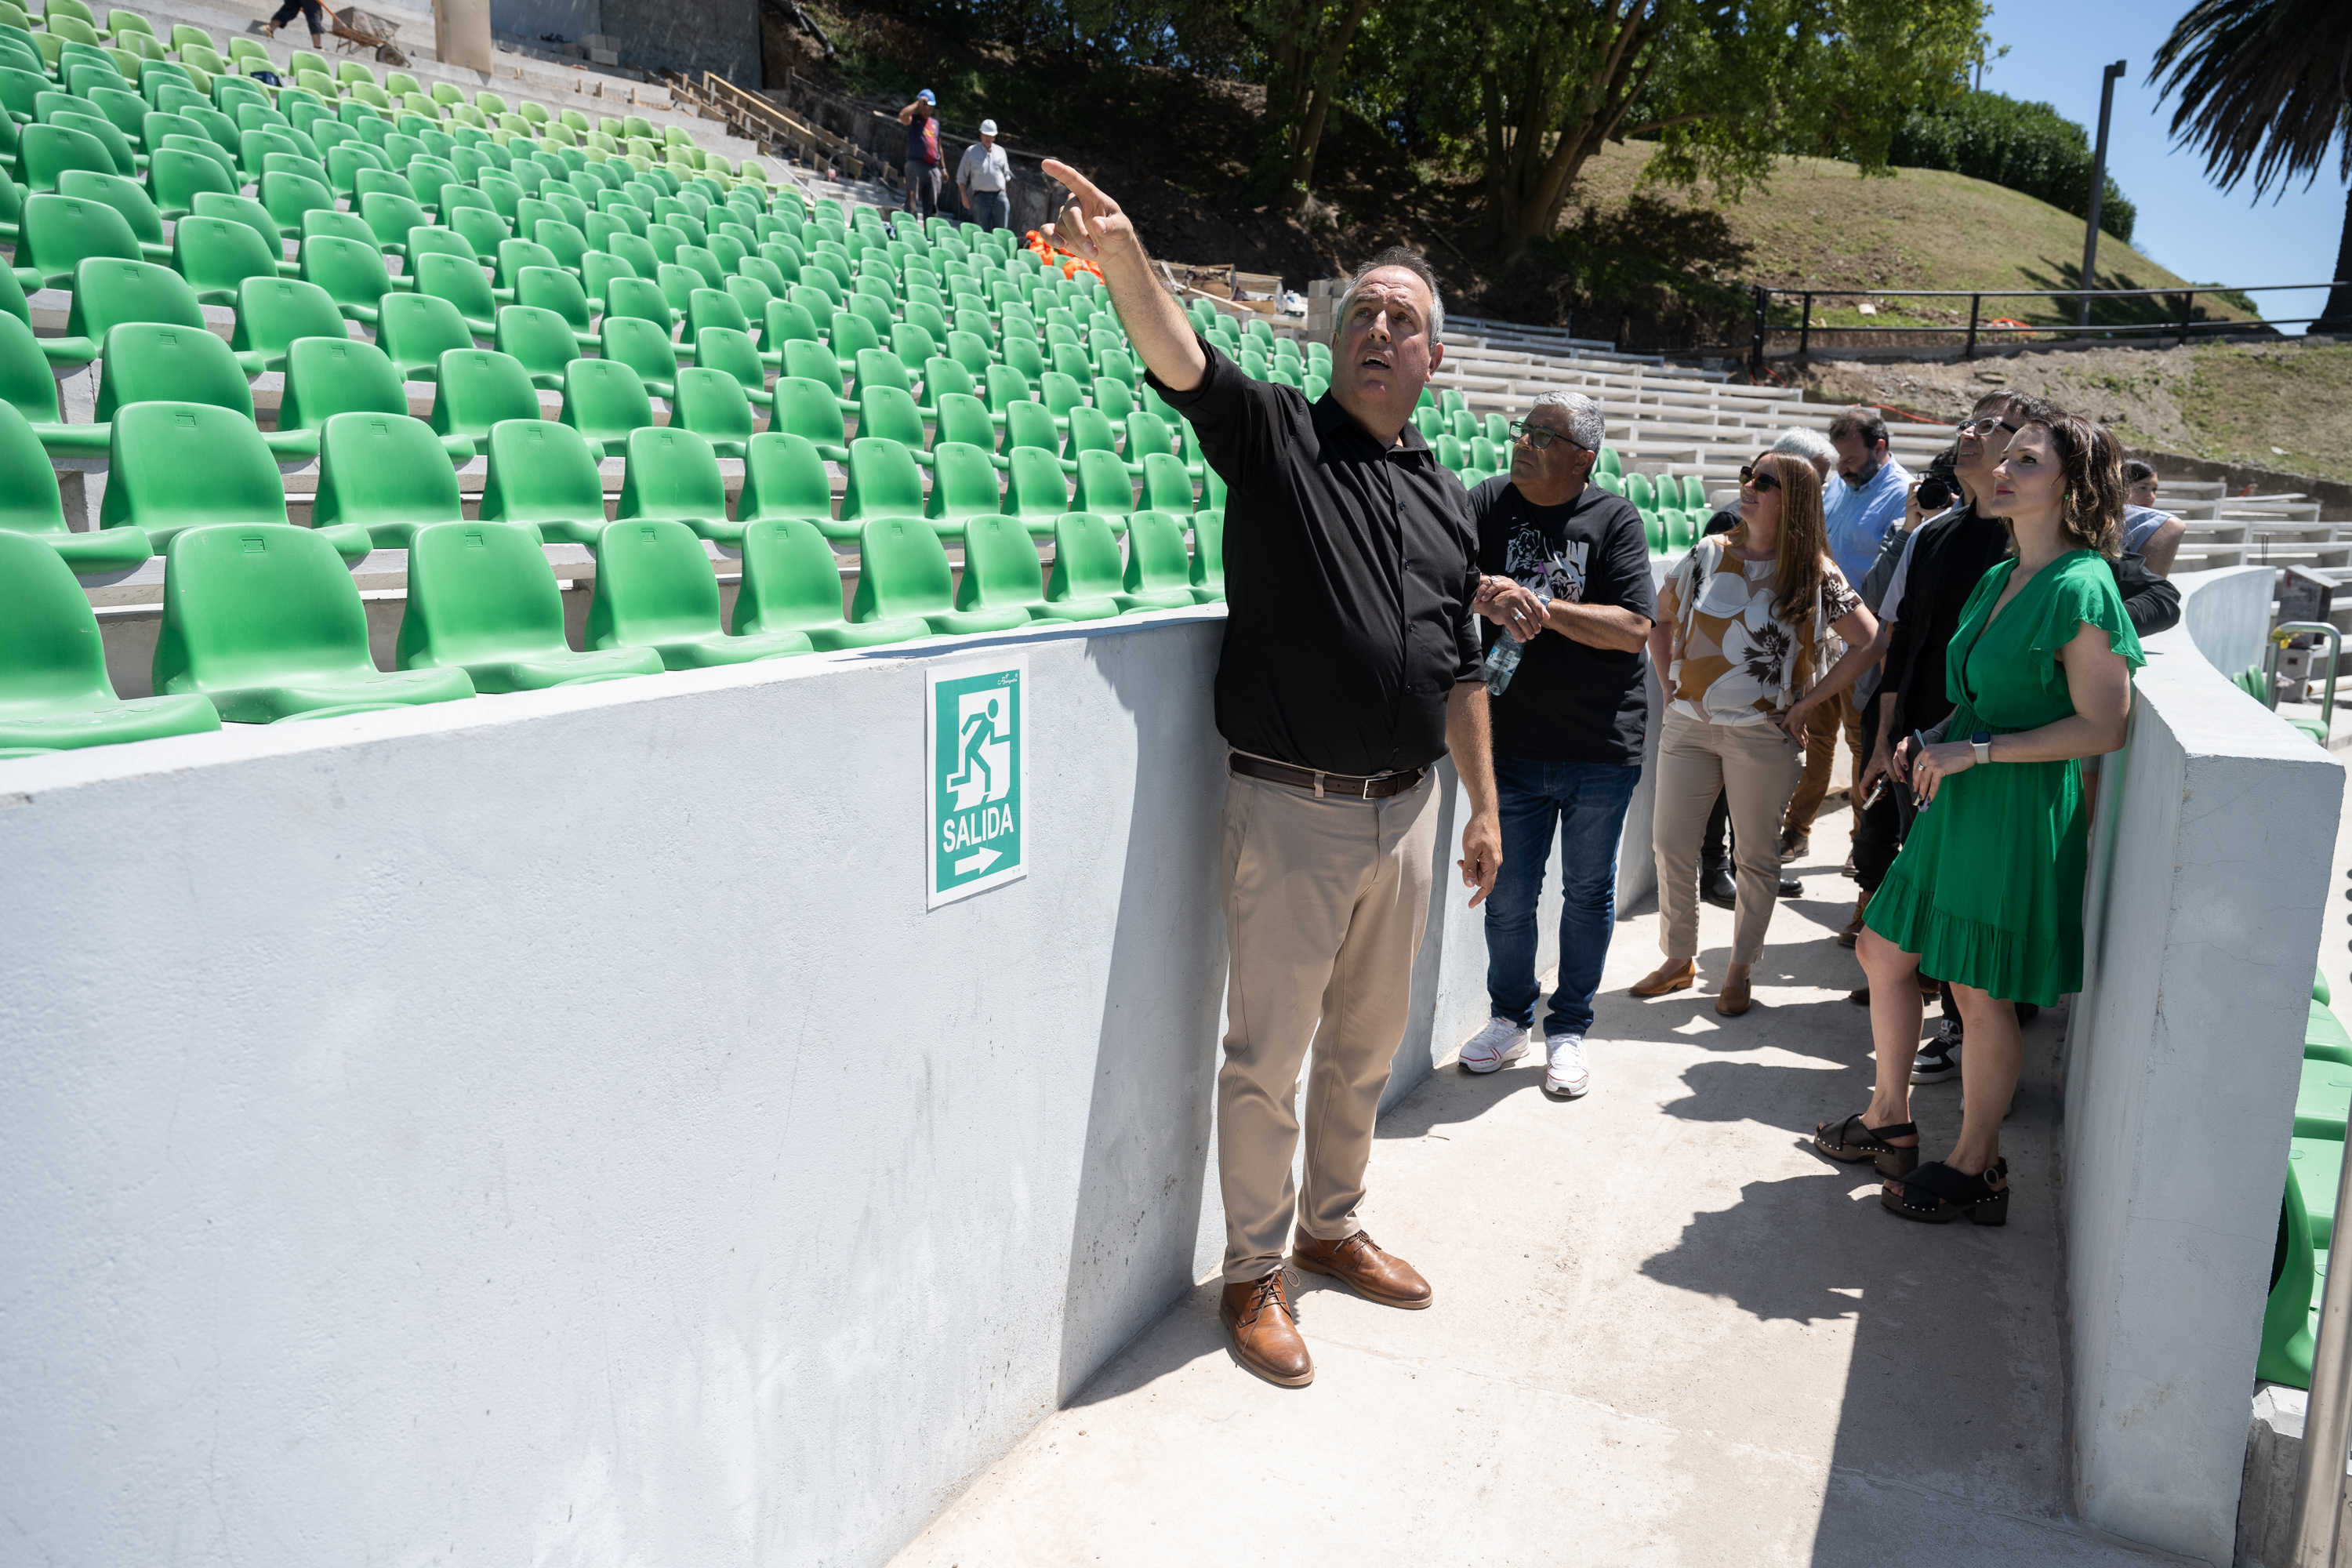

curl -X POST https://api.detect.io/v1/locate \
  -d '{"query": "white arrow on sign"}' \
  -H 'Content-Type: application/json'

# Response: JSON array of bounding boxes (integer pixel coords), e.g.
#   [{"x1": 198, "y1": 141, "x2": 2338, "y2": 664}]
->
[{"x1": 954, "y1": 846, "x2": 1001, "y2": 877}]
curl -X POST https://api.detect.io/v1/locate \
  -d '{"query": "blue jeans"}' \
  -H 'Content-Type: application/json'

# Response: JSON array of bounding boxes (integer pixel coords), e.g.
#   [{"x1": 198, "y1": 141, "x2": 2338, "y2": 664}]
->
[
  {"x1": 970, "y1": 190, "x2": 1010, "y2": 232},
  {"x1": 1484, "y1": 756, "x2": 1642, "y2": 1037}
]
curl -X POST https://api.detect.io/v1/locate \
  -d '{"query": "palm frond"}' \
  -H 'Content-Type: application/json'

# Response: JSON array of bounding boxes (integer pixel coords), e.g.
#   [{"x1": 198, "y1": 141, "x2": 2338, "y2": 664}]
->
[{"x1": 2148, "y1": 0, "x2": 2352, "y2": 196}]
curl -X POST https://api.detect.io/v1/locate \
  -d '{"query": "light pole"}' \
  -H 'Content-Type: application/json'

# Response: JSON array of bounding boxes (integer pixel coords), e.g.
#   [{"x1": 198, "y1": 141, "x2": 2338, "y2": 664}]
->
[{"x1": 2079, "y1": 60, "x2": 2126, "y2": 332}]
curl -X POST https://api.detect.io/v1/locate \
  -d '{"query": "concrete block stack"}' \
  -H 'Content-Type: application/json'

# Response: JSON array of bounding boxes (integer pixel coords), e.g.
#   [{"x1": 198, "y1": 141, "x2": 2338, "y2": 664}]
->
[{"x1": 1303, "y1": 278, "x2": 1349, "y2": 339}]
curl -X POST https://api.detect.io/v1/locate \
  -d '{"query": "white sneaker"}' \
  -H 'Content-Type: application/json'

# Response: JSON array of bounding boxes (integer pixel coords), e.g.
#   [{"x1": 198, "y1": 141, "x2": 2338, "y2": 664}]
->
[
  {"x1": 1544, "y1": 1033, "x2": 1591, "y2": 1098},
  {"x1": 1458, "y1": 1016, "x2": 1531, "y2": 1073}
]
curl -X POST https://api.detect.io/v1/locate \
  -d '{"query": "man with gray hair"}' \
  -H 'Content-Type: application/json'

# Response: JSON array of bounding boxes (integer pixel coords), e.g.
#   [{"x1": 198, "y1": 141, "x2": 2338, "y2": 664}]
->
[
  {"x1": 1041, "y1": 161, "x2": 1500, "y2": 1390},
  {"x1": 1454, "y1": 390, "x2": 1657, "y2": 1098}
]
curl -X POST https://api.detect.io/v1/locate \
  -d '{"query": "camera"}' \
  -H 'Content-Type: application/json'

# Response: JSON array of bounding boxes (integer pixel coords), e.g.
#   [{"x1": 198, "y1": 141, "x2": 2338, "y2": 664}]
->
[{"x1": 1916, "y1": 445, "x2": 1960, "y2": 514}]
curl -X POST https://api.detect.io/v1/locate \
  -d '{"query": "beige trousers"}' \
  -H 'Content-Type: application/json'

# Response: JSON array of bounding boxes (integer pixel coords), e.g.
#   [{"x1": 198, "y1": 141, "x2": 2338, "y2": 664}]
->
[
  {"x1": 1217, "y1": 766, "x2": 1439, "y2": 1284},
  {"x1": 1653, "y1": 708, "x2": 1802, "y2": 967},
  {"x1": 1783, "y1": 688, "x2": 1864, "y2": 840}
]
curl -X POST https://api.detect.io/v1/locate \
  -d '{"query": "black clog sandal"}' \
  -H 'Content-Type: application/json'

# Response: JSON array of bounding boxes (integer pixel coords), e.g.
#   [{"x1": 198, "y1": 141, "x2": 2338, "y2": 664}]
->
[
  {"x1": 1881, "y1": 1159, "x2": 2009, "y2": 1226},
  {"x1": 1813, "y1": 1114, "x2": 1920, "y2": 1178}
]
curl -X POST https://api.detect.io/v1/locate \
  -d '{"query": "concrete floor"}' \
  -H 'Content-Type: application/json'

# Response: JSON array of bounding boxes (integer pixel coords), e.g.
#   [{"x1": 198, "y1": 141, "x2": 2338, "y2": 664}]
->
[{"x1": 891, "y1": 798, "x2": 2197, "y2": 1568}]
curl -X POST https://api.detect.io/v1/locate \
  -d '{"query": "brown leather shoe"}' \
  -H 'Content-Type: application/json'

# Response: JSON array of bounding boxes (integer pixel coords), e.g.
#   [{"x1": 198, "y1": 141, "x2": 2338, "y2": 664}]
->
[
  {"x1": 1292, "y1": 1230, "x2": 1432, "y2": 1309},
  {"x1": 1715, "y1": 968, "x2": 1752, "y2": 1016},
  {"x1": 1632, "y1": 958, "x2": 1697, "y2": 996},
  {"x1": 1221, "y1": 1270, "x2": 1313, "y2": 1387},
  {"x1": 1836, "y1": 890, "x2": 1870, "y2": 949}
]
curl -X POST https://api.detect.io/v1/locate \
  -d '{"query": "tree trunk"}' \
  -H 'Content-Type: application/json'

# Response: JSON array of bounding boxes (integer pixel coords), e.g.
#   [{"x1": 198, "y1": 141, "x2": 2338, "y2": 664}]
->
[
  {"x1": 2318, "y1": 182, "x2": 2352, "y2": 335},
  {"x1": 1481, "y1": 7, "x2": 1661, "y2": 256},
  {"x1": 1280, "y1": 0, "x2": 1373, "y2": 205}
]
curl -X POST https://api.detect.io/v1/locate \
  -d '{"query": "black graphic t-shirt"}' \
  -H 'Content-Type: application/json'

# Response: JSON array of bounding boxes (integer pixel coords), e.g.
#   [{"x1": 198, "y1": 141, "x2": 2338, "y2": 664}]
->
[{"x1": 1471, "y1": 475, "x2": 1658, "y2": 766}]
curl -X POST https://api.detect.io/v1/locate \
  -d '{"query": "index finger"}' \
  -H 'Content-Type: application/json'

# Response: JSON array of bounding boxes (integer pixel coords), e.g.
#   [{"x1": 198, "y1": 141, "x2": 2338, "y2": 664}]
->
[{"x1": 1040, "y1": 159, "x2": 1108, "y2": 207}]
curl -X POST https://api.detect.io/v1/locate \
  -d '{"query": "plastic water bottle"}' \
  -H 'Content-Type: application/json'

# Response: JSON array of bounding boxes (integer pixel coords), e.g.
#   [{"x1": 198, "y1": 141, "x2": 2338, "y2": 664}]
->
[{"x1": 1483, "y1": 632, "x2": 1525, "y2": 696}]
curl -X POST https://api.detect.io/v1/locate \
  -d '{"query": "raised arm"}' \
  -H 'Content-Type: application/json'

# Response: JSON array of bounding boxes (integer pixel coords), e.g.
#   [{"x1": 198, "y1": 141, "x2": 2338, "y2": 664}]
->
[{"x1": 1041, "y1": 159, "x2": 1207, "y2": 394}]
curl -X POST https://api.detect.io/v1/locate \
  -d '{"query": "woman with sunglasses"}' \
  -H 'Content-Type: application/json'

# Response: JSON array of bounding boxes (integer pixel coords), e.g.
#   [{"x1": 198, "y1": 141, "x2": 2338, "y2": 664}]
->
[
  {"x1": 1638, "y1": 452, "x2": 1878, "y2": 1015},
  {"x1": 1817, "y1": 409, "x2": 2141, "y2": 1225}
]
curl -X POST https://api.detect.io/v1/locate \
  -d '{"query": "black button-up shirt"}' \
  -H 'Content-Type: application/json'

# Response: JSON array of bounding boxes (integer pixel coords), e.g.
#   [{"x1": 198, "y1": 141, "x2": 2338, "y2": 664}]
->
[{"x1": 1149, "y1": 337, "x2": 1482, "y2": 776}]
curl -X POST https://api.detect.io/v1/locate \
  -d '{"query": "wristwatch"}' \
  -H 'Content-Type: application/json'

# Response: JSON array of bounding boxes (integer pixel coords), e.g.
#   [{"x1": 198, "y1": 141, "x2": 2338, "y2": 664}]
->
[{"x1": 1971, "y1": 730, "x2": 1992, "y2": 765}]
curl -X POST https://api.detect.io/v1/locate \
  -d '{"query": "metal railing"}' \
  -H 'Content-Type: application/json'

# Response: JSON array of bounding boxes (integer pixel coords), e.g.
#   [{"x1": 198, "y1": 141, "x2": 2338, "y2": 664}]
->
[{"x1": 1744, "y1": 281, "x2": 2348, "y2": 371}]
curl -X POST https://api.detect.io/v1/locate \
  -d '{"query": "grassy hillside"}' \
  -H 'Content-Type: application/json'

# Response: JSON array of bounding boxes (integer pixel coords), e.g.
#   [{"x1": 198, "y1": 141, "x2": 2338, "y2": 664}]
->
[
  {"x1": 1561, "y1": 142, "x2": 2256, "y2": 340},
  {"x1": 1801, "y1": 339, "x2": 2352, "y2": 487}
]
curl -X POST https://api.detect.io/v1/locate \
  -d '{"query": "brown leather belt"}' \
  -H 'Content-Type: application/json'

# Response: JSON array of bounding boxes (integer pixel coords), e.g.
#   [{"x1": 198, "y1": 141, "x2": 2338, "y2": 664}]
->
[{"x1": 1229, "y1": 753, "x2": 1427, "y2": 799}]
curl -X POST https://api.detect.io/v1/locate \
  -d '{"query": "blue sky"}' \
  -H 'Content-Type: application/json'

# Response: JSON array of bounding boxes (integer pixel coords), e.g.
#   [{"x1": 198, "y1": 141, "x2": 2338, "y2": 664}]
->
[{"x1": 1979, "y1": 0, "x2": 2345, "y2": 333}]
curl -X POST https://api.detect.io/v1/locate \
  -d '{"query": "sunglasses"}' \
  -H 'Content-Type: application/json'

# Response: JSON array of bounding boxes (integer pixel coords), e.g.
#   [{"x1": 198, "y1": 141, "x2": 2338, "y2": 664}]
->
[
  {"x1": 1738, "y1": 464, "x2": 1781, "y2": 493},
  {"x1": 1507, "y1": 419, "x2": 1587, "y2": 452},
  {"x1": 1958, "y1": 415, "x2": 2020, "y2": 437}
]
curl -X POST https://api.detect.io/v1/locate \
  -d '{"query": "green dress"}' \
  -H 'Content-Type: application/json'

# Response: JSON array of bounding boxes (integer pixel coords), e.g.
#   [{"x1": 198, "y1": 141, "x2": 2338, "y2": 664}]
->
[{"x1": 1864, "y1": 550, "x2": 2145, "y2": 1006}]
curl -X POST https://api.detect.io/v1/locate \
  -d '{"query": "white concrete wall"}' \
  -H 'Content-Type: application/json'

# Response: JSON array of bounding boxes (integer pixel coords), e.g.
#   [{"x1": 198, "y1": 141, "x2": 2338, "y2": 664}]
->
[
  {"x1": 2063, "y1": 568, "x2": 2344, "y2": 1563},
  {"x1": 0, "y1": 608, "x2": 1611, "y2": 1568},
  {"x1": 2176, "y1": 564, "x2": 2275, "y2": 681}
]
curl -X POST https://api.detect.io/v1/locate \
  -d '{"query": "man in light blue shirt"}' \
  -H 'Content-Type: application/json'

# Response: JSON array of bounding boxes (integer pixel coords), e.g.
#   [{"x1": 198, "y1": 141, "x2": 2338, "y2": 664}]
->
[
  {"x1": 1823, "y1": 408, "x2": 1913, "y2": 590},
  {"x1": 1779, "y1": 408, "x2": 1911, "y2": 866}
]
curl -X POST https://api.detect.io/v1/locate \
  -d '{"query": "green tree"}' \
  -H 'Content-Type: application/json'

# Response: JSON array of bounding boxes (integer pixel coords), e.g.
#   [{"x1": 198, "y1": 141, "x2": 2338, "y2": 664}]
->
[
  {"x1": 1248, "y1": 0, "x2": 1375, "y2": 206},
  {"x1": 1375, "y1": 0, "x2": 1987, "y2": 255},
  {"x1": 2149, "y1": 0, "x2": 2352, "y2": 331}
]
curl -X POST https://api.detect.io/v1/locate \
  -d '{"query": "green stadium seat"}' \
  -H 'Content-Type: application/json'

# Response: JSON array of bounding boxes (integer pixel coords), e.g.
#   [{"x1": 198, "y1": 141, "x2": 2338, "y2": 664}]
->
[
  {"x1": 102, "y1": 400, "x2": 368, "y2": 562},
  {"x1": 691, "y1": 324, "x2": 771, "y2": 408},
  {"x1": 932, "y1": 391, "x2": 996, "y2": 455},
  {"x1": 515, "y1": 263, "x2": 599, "y2": 348},
  {"x1": 310, "y1": 409, "x2": 466, "y2": 550},
  {"x1": 1073, "y1": 448, "x2": 1136, "y2": 517},
  {"x1": 154, "y1": 520, "x2": 475, "y2": 720},
  {"x1": 0, "y1": 398, "x2": 149, "y2": 569},
  {"x1": 427, "y1": 345, "x2": 539, "y2": 444},
  {"x1": 1000, "y1": 445, "x2": 1069, "y2": 531},
  {"x1": 954, "y1": 512, "x2": 1068, "y2": 622},
  {"x1": 226, "y1": 273, "x2": 346, "y2": 376},
  {"x1": 1025, "y1": 513, "x2": 1121, "y2": 621},
  {"x1": 670, "y1": 365, "x2": 756, "y2": 459},
  {"x1": 20, "y1": 122, "x2": 118, "y2": 195},
  {"x1": 477, "y1": 418, "x2": 608, "y2": 546},
  {"x1": 93, "y1": 318, "x2": 309, "y2": 456},
  {"x1": 586, "y1": 516, "x2": 810, "y2": 667},
  {"x1": 412, "y1": 249, "x2": 498, "y2": 337},
  {"x1": 849, "y1": 515, "x2": 1030, "y2": 637},
  {"x1": 0, "y1": 520, "x2": 216, "y2": 742},
  {"x1": 773, "y1": 373, "x2": 850, "y2": 464},
  {"x1": 0, "y1": 311, "x2": 103, "y2": 455},
  {"x1": 840, "y1": 435, "x2": 927, "y2": 529},
  {"x1": 2310, "y1": 1000, "x2": 2352, "y2": 1065},
  {"x1": 595, "y1": 312, "x2": 679, "y2": 402},
  {"x1": 12, "y1": 190, "x2": 138, "y2": 296},
  {"x1": 616, "y1": 423, "x2": 733, "y2": 541},
  {"x1": 277, "y1": 336, "x2": 474, "y2": 461},
  {"x1": 492, "y1": 301, "x2": 579, "y2": 390},
  {"x1": 731, "y1": 515, "x2": 924, "y2": 648},
  {"x1": 358, "y1": 189, "x2": 430, "y2": 255},
  {"x1": 559, "y1": 356, "x2": 652, "y2": 459},
  {"x1": 2298, "y1": 1059, "x2": 2352, "y2": 1141},
  {"x1": 2264, "y1": 1157, "x2": 2322, "y2": 1388},
  {"x1": 394, "y1": 520, "x2": 659, "y2": 691},
  {"x1": 170, "y1": 212, "x2": 289, "y2": 304},
  {"x1": 376, "y1": 289, "x2": 475, "y2": 382},
  {"x1": 735, "y1": 430, "x2": 833, "y2": 528},
  {"x1": 299, "y1": 231, "x2": 403, "y2": 325},
  {"x1": 923, "y1": 441, "x2": 1002, "y2": 536},
  {"x1": 857, "y1": 383, "x2": 931, "y2": 460},
  {"x1": 1189, "y1": 509, "x2": 1225, "y2": 603},
  {"x1": 1122, "y1": 510, "x2": 1199, "y2": 611}
]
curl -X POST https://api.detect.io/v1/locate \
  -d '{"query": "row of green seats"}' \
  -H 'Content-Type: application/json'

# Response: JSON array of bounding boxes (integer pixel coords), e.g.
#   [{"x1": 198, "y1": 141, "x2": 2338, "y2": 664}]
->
[{"x1": 2257, "y1": 972, "x2": 2350, "y2": 1387}]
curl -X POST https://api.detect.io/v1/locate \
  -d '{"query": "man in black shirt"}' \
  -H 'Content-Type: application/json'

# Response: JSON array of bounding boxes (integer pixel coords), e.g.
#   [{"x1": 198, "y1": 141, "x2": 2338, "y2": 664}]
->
[
  {"x1": 1046, "y1": 162, "x2": 1500, "y2": 1390},
  {"x1": 1451, "y1": 391, "x2": 1654, "y2": 1102}
]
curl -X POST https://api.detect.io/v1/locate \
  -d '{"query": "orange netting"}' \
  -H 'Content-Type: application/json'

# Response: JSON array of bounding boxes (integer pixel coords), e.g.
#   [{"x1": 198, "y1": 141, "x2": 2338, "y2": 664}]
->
[{"x1": 1022, "y1": 230, "x2": 1103, "y2": 282}]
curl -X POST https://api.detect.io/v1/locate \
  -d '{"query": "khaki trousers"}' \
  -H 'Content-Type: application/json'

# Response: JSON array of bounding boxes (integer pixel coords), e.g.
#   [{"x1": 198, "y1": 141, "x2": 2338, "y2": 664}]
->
[
  {"x1": 1217, "y1": 766, "x2": 1439, "y2": 1284},
  {"x1": 1782, "y1": 688, "x2": 1864, "y2": 840},
  {"x1": 1652, "y1": 709, "x2": 1802, "y2": 967}
]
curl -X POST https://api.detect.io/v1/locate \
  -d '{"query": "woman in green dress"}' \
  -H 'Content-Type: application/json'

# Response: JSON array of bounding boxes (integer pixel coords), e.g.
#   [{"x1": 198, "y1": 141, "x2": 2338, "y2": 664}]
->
[{"x1": 1814, "y1": 408, "x2": 2143, "y2": 1225}]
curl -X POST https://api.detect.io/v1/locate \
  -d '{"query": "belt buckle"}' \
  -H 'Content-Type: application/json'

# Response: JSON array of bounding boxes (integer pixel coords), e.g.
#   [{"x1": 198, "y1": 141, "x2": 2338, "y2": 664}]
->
[{"x1": 1359, "y1": 775, "x2": 1379, "y2": 800}]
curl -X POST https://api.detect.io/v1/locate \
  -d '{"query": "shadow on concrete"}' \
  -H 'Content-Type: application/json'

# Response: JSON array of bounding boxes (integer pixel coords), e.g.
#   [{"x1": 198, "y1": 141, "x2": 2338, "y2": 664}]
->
[{"x1": 1051, "y1": 632, "x2": 1229, "y2": 1405}]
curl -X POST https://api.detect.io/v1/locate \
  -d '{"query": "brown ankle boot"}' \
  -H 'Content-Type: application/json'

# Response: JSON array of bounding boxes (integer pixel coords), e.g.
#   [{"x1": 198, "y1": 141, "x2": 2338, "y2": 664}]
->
[
  {"x1": 1292, "y1": 1230, "x2": 1432, "y2": 1309},
  {"x1": 1837, "y1": 890, "x2": 1870, "y2": 949},
  {"x1": 1220, "y1": 1270, "x2": 1312, "y2": 1387},
  {"x1": 1632, "y1": 958, "x2": 1697, "y2": 996}
]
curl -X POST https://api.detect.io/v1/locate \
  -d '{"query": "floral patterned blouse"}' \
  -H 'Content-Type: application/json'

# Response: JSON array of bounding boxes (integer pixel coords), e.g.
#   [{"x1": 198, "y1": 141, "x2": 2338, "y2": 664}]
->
[{"x1": 1665, "y1": 535, "x2": 1861, "y2": 727}]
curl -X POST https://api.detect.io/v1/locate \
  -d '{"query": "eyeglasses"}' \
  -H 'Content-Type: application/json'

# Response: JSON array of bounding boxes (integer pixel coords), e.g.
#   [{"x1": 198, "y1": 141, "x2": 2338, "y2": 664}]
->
[
  {"x1": 1738, "y1": 464, "x2": 1781, "y2": 493},
  {"x1": 1958, "y1": 415, "x2": 2020, "y2": 437},
  {"x1": 1508, "y1": 419, "x2": 1586, "y2": 452}
]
